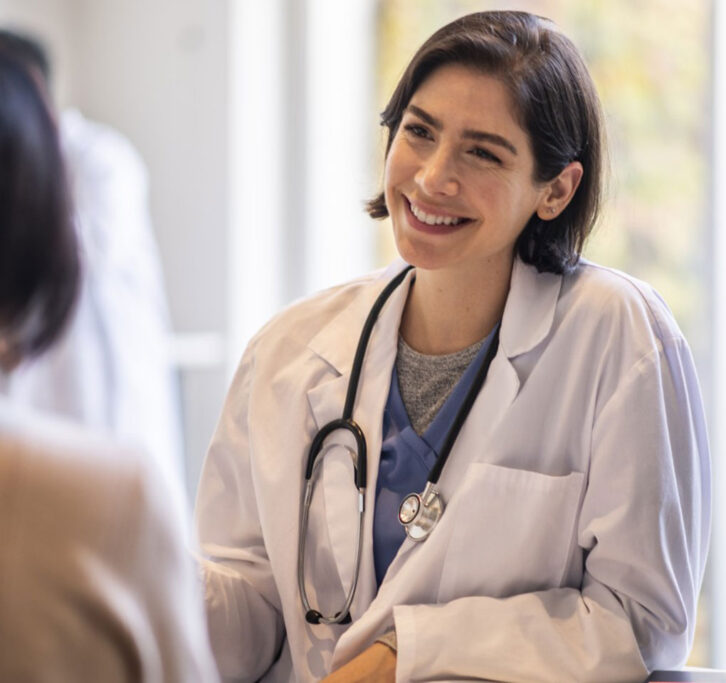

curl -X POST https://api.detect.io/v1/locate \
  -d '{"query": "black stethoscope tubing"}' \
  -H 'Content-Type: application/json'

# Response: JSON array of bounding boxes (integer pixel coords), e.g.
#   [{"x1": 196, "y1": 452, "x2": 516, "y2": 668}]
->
[
  {"x1": 299, "y1": 264, "x2": 500, "y2": 625},
  {"x1": 303, "y1": 265, "x2": 415, "y2": 487},
  {"x1": 428, "y1": 322, "x2": 500, "y2": 484}
]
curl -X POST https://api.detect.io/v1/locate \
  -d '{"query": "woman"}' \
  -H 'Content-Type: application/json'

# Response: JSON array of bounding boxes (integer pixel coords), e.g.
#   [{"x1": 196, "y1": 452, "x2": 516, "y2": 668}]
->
[
  {"x1": 0, "y1": 50, "x2": 218, "y2": 682},
  {"x1": 195, "y1": 11, "x2": 710, "y2": 682}
]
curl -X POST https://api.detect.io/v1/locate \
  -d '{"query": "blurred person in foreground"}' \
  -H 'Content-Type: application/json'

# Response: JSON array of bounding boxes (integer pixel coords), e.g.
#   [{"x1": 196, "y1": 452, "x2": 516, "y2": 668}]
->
[
  {"x1": 0, "y1": 28, "x2": 184, "y2": 501},
  {"x1": 0, "y1": 49, "x2": 218, "y2": 682}
]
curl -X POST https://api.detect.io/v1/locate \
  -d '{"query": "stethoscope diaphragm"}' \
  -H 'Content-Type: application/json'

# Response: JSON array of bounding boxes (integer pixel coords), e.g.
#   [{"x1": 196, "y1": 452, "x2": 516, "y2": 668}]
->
[{"x1": 398, "y1": 481, "x2": 445, "y2": 542}]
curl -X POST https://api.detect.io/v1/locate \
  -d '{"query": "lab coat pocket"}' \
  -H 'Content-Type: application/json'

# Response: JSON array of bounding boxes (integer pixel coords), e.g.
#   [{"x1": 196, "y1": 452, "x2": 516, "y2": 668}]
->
[{"x1": 437, "y1": 463, "x2": 584, "y2": 604}]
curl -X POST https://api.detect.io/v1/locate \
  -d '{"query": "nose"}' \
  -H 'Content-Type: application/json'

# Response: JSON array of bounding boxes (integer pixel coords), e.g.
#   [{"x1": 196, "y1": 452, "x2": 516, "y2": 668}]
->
[{"x1": 415, "y1": 145, "x2": 459, "y2": 196}]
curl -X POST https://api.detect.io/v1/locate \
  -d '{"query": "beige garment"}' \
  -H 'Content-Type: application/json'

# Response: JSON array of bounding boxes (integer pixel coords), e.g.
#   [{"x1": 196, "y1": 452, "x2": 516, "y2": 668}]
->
[{"x1": 0, "y1": 399, "x2": 219, "y2": 683}]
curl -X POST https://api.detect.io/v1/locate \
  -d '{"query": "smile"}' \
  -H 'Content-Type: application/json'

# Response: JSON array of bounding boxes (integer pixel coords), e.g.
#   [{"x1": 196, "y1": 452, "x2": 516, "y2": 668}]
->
[{"x1": 405, "y1": 197, "x2": 473, "y2": 229}]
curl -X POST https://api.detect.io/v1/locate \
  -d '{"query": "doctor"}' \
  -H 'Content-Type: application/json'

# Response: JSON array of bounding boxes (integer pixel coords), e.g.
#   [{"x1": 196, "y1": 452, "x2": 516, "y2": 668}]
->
[{"x1": 195, "y1": 11, "x2": 710, "y2": 682}]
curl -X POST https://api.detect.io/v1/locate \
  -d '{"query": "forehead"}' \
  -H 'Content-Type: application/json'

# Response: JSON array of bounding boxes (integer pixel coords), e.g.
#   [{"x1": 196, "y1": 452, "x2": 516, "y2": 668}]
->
[{"x1": 409, "y1": 63, "x2": 525, "y2": 136}]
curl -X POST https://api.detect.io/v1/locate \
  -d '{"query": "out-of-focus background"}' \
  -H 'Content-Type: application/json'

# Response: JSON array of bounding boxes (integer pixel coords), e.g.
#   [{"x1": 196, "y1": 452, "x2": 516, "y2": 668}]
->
[{"x1": 0, "y1": 0, "x2": 722, "y2": 666}]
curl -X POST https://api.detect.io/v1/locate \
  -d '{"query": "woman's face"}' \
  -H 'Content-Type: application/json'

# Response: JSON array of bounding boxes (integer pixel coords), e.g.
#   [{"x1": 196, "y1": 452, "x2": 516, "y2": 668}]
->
[{"x1": 384, "y1": 64, "x2": 550, "y2": 276}]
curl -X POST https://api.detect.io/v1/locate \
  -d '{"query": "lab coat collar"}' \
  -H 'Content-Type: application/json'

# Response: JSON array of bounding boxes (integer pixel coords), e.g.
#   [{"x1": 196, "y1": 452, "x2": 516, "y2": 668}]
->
[
  {"x1": 307, "y1": 261, "x2": 413, "y2": 378},
  {"x1": 307, "y1": 256, "x2": 562, "y2": 375},
  {"x1": 500, "y1": 257, "x2": 563, "y2": 358}
]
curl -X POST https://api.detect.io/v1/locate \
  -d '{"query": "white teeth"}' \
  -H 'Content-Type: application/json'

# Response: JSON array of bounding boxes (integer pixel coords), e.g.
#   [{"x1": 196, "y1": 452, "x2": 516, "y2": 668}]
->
[{"x1": 409, "y1": 201, "x2": 464, "y2": 226}]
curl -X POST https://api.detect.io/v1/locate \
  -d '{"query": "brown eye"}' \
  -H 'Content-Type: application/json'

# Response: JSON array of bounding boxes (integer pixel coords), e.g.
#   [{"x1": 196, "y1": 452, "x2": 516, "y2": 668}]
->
[
  {"x1": 470, "y1": 147, "x2": 502, "y2": 164},
  {"x1": 404, "y1": 124, "x2": 432, "y2": 139}
]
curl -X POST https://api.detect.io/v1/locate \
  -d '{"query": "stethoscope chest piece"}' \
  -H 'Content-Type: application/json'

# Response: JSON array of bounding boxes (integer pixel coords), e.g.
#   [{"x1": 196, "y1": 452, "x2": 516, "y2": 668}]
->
[{"x1": 398, "y1": 481, "x2": 444, "y2": 542}]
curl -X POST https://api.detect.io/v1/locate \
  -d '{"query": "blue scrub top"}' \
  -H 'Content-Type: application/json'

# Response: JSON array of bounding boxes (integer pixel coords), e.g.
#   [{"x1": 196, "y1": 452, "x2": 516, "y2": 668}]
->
[{"x1": 373, "y1": 328, "x2": 497, "y2": 586}]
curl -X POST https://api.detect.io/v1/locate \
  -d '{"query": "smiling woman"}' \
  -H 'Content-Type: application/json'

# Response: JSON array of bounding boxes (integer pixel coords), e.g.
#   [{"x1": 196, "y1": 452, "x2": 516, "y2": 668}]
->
[
  {"x1": 383, "y1": 65, "x2": 584, "y2": 348},
  {"x1": 194, "y1": 11, "x2": 710, "y2": 682}
]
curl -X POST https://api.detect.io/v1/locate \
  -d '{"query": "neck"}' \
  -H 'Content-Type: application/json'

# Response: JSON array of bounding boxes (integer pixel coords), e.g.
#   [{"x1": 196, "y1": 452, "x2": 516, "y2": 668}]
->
[{"x1": 400, "y1": 257, "x2": 513, "y2": 355}]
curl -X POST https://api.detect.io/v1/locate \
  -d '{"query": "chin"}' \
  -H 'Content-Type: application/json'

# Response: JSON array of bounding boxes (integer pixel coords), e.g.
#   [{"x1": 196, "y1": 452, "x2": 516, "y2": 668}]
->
[{"x1": 393, "y1": 232, "x2": 455, "y2": 271}]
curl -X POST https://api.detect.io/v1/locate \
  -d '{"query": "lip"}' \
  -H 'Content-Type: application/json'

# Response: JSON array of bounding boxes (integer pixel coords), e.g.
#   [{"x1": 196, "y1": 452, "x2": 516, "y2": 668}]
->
[
  {"x1": 403, "y1": 195, "x2": 474, "y2": 235},
  {"x1": 406, "y1": 196, "x2": 471, "y2": 220}
]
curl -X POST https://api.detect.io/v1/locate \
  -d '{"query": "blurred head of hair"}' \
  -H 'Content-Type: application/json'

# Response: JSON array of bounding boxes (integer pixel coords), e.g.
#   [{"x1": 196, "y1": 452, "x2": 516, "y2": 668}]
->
[
  {"x1": 367, "y1": 10, "x2": 605, "y2": 275},
  {"x1": 0, "y1": 28, "x2": 51, "y2": 84},
  {"x1": 0, "y1": 49, "x2": 78, "y2": 368}
]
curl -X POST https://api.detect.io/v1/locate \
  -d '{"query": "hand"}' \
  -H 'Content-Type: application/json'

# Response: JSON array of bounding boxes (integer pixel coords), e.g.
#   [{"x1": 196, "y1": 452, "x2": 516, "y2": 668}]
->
[{"x1": 321, "y1": 642, "x2": 396, "y2": 682}]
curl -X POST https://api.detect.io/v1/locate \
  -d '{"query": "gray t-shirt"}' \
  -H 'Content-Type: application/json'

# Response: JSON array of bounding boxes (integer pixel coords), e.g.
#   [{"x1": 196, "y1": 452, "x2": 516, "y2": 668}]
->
[{"x1": 395, "y1": 336, "x2": 485, "y2": 436}]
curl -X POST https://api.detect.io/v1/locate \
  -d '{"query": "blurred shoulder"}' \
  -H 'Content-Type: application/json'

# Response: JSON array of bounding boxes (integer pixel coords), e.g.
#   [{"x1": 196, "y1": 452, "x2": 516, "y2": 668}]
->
[
  {"x1": 0, "y1": 399, "x2": 161, "y2": 515},
  {"x1": 60, "y1": 108, "x2": 147, "y2": 184}
]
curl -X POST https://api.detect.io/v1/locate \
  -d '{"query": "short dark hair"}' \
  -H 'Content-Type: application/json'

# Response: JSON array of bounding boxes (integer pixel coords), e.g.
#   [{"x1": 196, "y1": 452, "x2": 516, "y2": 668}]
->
[
  {"x1": 0, "y1": 51, "x2": 79, "y2": 361},
  {"x1": 366, "y1": 11, "x2": 604, "y2": 274},
  {"x1": 0, "y1": 28, "x2": 51, "y2": 83}
]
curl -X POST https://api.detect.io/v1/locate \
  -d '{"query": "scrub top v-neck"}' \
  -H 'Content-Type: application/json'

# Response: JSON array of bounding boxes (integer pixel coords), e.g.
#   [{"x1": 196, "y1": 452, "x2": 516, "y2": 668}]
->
[{"x1": 373, "y1": 327, "x2": 498, "y2": 586}]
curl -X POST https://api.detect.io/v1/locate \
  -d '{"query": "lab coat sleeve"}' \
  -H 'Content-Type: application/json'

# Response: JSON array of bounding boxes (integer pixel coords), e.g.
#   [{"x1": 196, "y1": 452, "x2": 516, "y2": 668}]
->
[
  {"x1": 194, "y1": 348, "x2": 285, "y2": 682},
  {"x1": 392, "y1": 336, "x2": 710, "y2": 682}
]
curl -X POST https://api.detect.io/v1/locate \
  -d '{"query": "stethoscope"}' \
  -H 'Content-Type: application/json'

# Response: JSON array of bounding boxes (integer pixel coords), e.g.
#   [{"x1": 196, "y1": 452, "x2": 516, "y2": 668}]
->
[{"x1": 298, "y1": 266, "x2": 500, "y2": 625}]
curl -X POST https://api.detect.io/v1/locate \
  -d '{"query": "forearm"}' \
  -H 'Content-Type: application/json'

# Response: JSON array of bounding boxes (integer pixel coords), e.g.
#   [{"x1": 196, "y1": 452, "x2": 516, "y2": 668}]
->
[
  {"x1": 393, "y1": 584, "x2": 650, "y2": 682},
  {"x1": 201, "y1": 558, "x2": 284, "y2": 682}
]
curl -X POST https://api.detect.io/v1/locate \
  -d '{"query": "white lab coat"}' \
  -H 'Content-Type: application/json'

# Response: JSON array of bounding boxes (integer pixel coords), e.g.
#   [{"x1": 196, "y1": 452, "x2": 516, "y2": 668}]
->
[
  {"x1": 195, "y1": 258, "x2": 710, "y2": 682},
  {"x1": 0, "y1": 110, "x2": 184, "y2": 497}
]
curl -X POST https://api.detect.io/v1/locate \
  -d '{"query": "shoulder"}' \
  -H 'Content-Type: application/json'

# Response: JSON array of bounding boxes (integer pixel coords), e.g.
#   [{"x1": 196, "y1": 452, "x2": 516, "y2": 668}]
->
[
  {"x1": 60, "y1": 109, "x2": 147, "y2": 187},
  {"x1": 0, "y1": 401, "x2": 187, "y2": 604},
  {"x1": 0, "y1": 398, "x2": 137, "y2": 471},
  {"x1": 559, "y1": 259, "x2": 684, "y2": 348},
  {"x1": 0, "y1": 403, "x2": 211, "y2": 682},
  {"x1": 0, "y1": 400, "x2": 166, "y2": 534},
  {"x1": 244, "y1": 264, "x2": 396, "y2": 359}
]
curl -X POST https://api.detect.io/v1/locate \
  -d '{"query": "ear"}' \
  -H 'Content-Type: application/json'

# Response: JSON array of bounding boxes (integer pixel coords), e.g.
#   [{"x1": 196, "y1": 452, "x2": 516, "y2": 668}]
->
[{"x1": 536, "y1": 161, "x2": 584, "y2": 220}]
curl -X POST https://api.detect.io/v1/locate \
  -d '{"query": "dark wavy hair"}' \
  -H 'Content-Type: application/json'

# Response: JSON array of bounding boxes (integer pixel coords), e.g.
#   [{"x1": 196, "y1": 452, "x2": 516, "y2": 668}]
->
[
  {"x1": 366, "y1": 11, "x2": 604, "y2": 274},
  {"x1": 0, "y1": 50, "x2": 79, "y2": 361}
]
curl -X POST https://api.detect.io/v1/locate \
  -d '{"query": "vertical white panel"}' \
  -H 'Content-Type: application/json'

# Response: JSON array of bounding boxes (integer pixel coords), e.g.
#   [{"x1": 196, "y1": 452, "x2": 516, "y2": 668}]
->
[
  {"x1": 305, "y1": 0, "x2": 377, "y2": 294},
  {"x1": 71, "y1": 0, "x2": 230, "y2": 337},
  {"x1": 70, "y1": 0, "x2": 231, "y2": 501},
  {"x1": 227, "y1": 0, "x2": 286, "y2": 370}
]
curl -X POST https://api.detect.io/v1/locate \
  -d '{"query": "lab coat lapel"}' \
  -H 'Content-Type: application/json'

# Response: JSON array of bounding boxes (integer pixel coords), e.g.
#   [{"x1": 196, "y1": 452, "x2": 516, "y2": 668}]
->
[
  {"x1": 331, "y1": 259, "x2": 563, "y2": 665},
  {"x1": 305, "y1": 263, "x2": 415, "y2": 621},
  {"x1": 439, "y1": 259, "x2": 563, "y2": 489}
]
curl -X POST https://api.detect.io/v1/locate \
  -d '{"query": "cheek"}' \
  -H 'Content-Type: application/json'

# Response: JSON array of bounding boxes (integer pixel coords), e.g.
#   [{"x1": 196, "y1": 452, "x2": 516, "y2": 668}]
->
[{"x1": 384, "y1": 138, "x2": 415, "y2": 195}]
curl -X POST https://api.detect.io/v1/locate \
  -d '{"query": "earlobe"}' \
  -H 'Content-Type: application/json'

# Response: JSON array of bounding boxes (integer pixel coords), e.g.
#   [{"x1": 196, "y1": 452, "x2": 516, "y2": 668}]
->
[{"x1": 537, "y1": 161, "x2": 584, "y2": 220}]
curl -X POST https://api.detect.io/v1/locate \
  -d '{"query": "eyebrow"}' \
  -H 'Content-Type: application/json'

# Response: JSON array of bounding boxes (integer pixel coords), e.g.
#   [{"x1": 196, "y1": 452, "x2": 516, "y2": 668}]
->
[{"x1": 406, "y1": 104, "x2": 518, "y2": 156}]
